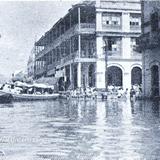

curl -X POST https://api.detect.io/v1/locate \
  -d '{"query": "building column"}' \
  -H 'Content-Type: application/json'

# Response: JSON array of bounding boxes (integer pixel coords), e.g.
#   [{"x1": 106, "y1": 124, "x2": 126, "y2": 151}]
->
[
  {"x1": 77, "y1": 62, "x2": 81, "y2": 88},
  {"x1": 122, "y1": 37, "x2": 131, "y2": 58},
  {"x1": 96, "y1": 36, "x2": 106, "y2": 89},
  {"x1": 122, "y1": 12, "x2": 130, "y2": 32},
  {"x1": 121, "y1": 12, "x2": 131, "y2": 59},
  {"x1": 78, "y1": 7, "x2": 81, "y2": 31},
  {"x1": 96, "y1": 12, "x2": 102, "y2": 31},
  {"x1": 77, "y1": 7, "x2": 81, "y2": 88},
  {"x1": 123, "y1": 72, "x2": 131, "y2": 90},
  {"x1": 70, "y1": 64, "x2": 73, "y2": 89},
  {"x1": 78, "y1": 35, "x2": 81, "y2": 58}
]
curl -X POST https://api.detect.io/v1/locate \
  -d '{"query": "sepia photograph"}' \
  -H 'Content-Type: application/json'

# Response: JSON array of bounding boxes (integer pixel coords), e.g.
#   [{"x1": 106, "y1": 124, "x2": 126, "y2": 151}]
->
[{"x1": 0, "y1": 0, "x2": 159, "y2": 159}]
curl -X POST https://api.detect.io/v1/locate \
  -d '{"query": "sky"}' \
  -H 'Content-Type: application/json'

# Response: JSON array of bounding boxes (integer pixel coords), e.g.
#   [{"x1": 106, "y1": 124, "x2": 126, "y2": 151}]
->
[{"x1": 0, "y1": 0, "x2": 80, "y2": 78}]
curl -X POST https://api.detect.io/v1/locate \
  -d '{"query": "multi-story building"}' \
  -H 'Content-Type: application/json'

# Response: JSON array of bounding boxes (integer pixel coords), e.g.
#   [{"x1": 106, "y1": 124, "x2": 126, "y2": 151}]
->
[
  {"x1": 34, "y1": 0, "x2": 142, "y2": 91},
  {"x1": 141, "y1": 1, "x2": 160, "y2": 97},
  {"x1": 96, "y1": 0, "x2": 142, "y2": 90}
]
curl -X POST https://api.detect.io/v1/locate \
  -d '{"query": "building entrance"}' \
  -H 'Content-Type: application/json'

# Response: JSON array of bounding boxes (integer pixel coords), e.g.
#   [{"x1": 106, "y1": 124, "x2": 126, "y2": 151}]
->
[
  {"x1": 107, "y1": 66, "x2": 123, "y2": 87},
  {"x1": 131, "y1": 67, "x2": 142, "y2": 85}
]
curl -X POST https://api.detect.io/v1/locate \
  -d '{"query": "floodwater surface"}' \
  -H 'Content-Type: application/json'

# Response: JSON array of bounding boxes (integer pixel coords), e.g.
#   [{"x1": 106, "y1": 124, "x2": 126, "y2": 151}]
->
[{"x1": 0, "y1": 99, "x2": 160, "y2": 160}]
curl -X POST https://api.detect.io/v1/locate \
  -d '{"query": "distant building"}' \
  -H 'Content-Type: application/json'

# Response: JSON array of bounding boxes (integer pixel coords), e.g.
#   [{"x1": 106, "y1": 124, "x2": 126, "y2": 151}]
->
[
  {"x1": 27, "y1": 47, "x2": 35, "y2": 79},
  {"x1": 34, "y1": 0, "x2": 142, "y2": 91},
  {"x1": 141, "y1": 1, "x2": 160, "y2": 97},
  {"x1": 12, "y1": 70, "x2": 27, "y2": 82}
]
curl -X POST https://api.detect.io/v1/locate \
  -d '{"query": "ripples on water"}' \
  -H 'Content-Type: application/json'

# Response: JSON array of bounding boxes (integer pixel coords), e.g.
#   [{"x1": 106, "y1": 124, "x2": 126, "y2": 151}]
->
[{"x1": 0, "y1": 99, "x2": 160, "y2": 160}]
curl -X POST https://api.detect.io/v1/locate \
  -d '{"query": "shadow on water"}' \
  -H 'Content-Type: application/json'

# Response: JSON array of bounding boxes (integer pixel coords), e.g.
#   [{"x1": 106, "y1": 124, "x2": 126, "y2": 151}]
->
[
  {"x1": 151, "y1": 100, "x2": 160, "y2": 117},
  {"x1": 0, "y1": 103, "x2": 14, "y2": 108}
]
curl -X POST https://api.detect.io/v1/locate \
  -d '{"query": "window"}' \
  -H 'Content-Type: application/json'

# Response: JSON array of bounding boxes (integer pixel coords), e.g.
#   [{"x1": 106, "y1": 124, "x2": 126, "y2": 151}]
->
[
  {"x1": 131, "y1": 37, "x2": 140, "y2": 53},
  {"x1": 106, "y1": 20, "x2": 109, "y2": 25},
  {"x1": 130, "y1": 14, "x2": 141, "y2": 27},
  {"x1": 104, "y1": 37, "x2": 121, "y2": 52},
  {"x1": 102, "y1": 13, "x2": 121, "y2": 27}
]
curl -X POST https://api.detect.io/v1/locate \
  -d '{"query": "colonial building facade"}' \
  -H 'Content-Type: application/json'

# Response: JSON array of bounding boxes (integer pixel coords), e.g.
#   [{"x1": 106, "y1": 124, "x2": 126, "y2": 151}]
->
[
  {"x1": 34, "y1": 0, "x2": 142, "y2": 91},
  {"x1": 141, "y1": 1, "x2": 160, "y2": 97}
]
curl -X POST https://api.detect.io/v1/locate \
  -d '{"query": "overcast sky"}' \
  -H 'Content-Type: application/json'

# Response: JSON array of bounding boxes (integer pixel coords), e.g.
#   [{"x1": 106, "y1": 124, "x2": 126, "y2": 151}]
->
[{"x1": 0, "y1": 0, "x2": 80, "y2": 78}]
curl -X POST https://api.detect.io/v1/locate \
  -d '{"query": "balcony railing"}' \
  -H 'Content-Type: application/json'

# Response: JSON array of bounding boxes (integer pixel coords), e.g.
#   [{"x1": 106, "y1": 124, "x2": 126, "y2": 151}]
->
[
  {"x1": 102, "y1": 25, "x2": 122, "y2": 31},
  {"x1": 35, "y1": 23, "x2": 96, "y2": 59},
  {"x1": 130, "y1": 25, "x2": 141, "y2": 32},
  {"x1": 45, "y1": 51, "x2": 79, "y2": 71},
  {"x1": 35, "y1": 67, "x2": 47, "y2": 76},
  {"x1": 131, "y1": 52, "x2": 142, "y2": 59},
  {"x1": 81, "y1": 51, "x2": 96, "y2": 58}
]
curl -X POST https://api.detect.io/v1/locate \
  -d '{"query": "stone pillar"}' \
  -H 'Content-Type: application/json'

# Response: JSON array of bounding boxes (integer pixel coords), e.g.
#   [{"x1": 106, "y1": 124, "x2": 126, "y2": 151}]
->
[
  {"x1": 96, "y1": 36, "x2": 106, "y2": 89},
  {"x1": 96, "y1": 12, "x2": 102, "y2": 31},
  {"x1": 122, "y1": 37, "x2": 131, "y2": 58},
  {"x1": 122, "y1": 12, "x2": 130, "y2": 32},
  {"x1": 78, "y1": 7, "x2": 81, "y2": 31},
  {"x1": 78, "y1": 35, "x2": 81, "y2": 58},
  {"x1": 123, "y1": 72, "x2": 131, "y2": 90},
  {"x1": 77, "y1": 7, "x2": 81, "y2": 88},
  {"x1": 121, "y1": 12, "x2": 131, "y2": 59},
  {"x1": 70, "y1": 64, "x2": 73, "y2": 89},
  {"x1": 77, "y1": 62, "x2": 81, "y2": 88}
]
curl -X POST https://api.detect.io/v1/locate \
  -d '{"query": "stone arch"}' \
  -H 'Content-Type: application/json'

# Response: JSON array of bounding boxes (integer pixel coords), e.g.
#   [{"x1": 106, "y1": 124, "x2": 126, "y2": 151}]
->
[
  {"x1": 107, "y1": 63, "x2": 125, "y2": 73},
  {"x1": 149, "y1": 60, "x2": 160, "y2": 69},
  {"x1": 131, "y1": 66, "x2": 142, "y2": 85},
  {"x1": 107, "y1": 66, "x2": 123, "y2": 87},
  {"x1": 130, "y1": 64, "x2": 142, "y2": 70}
]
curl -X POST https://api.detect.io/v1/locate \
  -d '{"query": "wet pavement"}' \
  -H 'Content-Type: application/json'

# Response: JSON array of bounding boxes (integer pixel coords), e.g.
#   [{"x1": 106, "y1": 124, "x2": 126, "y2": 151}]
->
[{"x1": 0, "y1": 98, "x2": 160, "y2": 160}]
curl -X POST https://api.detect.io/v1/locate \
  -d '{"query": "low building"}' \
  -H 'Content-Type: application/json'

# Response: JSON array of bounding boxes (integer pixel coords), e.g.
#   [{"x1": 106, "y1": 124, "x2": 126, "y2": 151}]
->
[
  {"x1": 12, "y1": 70, "x2": 28, "y2": 82},
  {"x1": 34, "y1": 0, "x2": 142, "y2": 91},
  {"x1": 141, "y1": 1, "x2": 160, "y2": 97}
]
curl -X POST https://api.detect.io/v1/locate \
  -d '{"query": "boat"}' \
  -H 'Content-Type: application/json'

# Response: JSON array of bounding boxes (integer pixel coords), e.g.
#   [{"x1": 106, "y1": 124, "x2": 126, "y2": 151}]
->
[
  {"x1": 0, "y1": 82, "x2": 59, "y2": 102},
  {"x1": 0, "y1": 90, "x2": 59, "y2": 102},
  {"x1": 0, "y1": 91, "x2": 13, "y2": 103}
]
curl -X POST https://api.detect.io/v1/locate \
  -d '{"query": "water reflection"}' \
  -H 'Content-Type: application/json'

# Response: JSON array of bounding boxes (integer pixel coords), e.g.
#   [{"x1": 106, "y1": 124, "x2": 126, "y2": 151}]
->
[{"x1": 0, "y1": 99, "x2": 159, "y2": 159}]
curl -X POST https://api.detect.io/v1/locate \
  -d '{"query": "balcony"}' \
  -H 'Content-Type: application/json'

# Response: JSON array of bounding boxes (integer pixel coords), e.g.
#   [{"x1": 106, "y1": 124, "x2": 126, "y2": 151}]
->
[
  {"x1": 131, "y1": 52, "x2": 142, "y2": 60},
  {"x1": 81, "y1": 50, "x2": 96, "y2": 58},
  {"x1": 102, "y1": 25, "x2": 122, "y2": 32},
  {"x1": 107, "y1": 51, "x2": 122, "y2": 60},
  {"x1": 35, "y1": 46, "x2": 52, "y2": 60},
  {"x1": 35, "y1": 67, "x2": 47, "y2": 76},
  {"x1": 130, "y1": 25, "x2": 141, "y2": 33},
  {"x1": 45, "y1": 51, "x2": 79, "y2": 71},
  {"x1": 35, "y1": 23, "x2": 96, "y2": 59},
  {"x1": 80, "y1": 23, "x2": 96, "y2": 33}
]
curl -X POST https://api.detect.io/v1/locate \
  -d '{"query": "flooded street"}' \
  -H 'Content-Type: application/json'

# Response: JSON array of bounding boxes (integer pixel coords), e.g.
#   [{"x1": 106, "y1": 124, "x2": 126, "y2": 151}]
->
[{"x1": 0, "y1": 99, "x2": 160, "y2": 160}]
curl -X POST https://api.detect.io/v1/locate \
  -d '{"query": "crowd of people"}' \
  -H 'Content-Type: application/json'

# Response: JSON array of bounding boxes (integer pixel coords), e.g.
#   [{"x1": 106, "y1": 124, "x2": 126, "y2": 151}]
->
[
  {"x1": 107, "y1": 84, "x2": 142, "y2": 100},
  {"x1": 64, "y1": 87, "x2": 98, "y2": 99},
  {"x1": 61, "y1": 84, "x2": 142, "y2": 101}
]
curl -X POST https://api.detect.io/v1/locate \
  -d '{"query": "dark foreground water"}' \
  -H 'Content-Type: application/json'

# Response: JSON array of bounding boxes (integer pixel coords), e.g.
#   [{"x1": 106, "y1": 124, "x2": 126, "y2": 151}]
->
[{"x1": 0, "y1": 98, "x2": 160, "y2": 160}]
